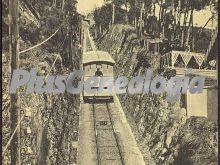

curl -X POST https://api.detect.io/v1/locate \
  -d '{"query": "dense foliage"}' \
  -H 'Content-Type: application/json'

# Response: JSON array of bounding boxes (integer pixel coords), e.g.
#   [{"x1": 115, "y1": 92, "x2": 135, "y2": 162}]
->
[
  {"x1": 96, "y1": 24, "x2": 218, "y2": 164},
  {"x1": 93, "y1": 0, "x2": 217, "y2": 52},
  {"x1": 3, "y1": 0, "x2": 81, "y2": 164}
]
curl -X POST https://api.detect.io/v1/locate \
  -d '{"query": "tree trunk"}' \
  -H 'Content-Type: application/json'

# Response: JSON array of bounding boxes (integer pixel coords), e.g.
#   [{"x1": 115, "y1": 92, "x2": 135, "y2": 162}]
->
[
  {"x1": 131, "y1": 0, "x2": 136, "y2": 28},
  {"x1": 53, "y1": 0, "x2": 57, "y2": 7},
  {"x1": 134, "y1": 17, "x2": 137, "y2": 28},
  {"x1": 161, "y1": 6, "x2": 165, "y2": 22},
  {"x1": 153, "y1": 3, "x2": 156, "y2": 16},
  {"x1": 163, "y1": 8, "x2": 167, "y2": 23},
  {"x1": 112, "y1": 3, "x2": 115, "y2": 25},
  {"x1": 99, "y1": 24, "x2": 102, "y2": 34},
  {"x1": 173, "y1": 7, "x2": 177, "y2": 27},
  {"x1": 191, "y1": 10, "x2": 194, "y2": 51},
  {"x1": 139, "y1": 3, "x2": 145, "y2": 38},
  {"x1": 9, "y1": 0, "x2": 20, "y2": 164},
  {"x1": 181, "y1": 8, "x2": 189, "y2": 47},
  {"x1": 125, "y1": 1, "x2": 129, "y2": 24},
  {"x1": 181, "y1": 27, "x2": 184, "y2": 47},
  {"x1": 62, "y1": 0, "x2": 65, "y2": 11},
  {"x1": 186, "y1": 9, "x2": 193, "y2": 49},
  {"x1": 69, "y1": 13, "x2": 73, "y2": 69},
  {"x1": 134, "y1": 0, "x2": 137, "y2": 27},
  {"x1": 176, "y1": 12, "x2": 181, "y2": 39},
  {"x1": 94, "y1": 27, "x2": 97, "y2": 38},
  {"x1": 158, "y1": 4, "x2": 162, "y2": 23},
  {"x1": 173, "y1": 7, "x2": 178, "y2": 39}
]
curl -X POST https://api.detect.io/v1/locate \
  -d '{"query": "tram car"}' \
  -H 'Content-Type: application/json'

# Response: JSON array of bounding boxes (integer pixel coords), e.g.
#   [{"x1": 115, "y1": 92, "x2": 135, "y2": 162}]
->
[{"x1": 82, "y1": 51, "x2": 115, "y2": 102}]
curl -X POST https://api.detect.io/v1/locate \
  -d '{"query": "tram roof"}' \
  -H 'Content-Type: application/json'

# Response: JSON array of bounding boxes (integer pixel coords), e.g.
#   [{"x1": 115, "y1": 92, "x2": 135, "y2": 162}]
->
[{"x1": 82, "y1": 51, "x2": 115, "y2": 65}]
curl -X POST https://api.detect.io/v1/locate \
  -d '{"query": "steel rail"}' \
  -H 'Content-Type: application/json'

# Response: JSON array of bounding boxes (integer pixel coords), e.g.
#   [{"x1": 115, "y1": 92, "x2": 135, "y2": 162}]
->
[
  {"x1": 106, "y1": 103, "x2": 125, "y2": 165},
  {"x1": 92, "y1": 102, "x2": 125, "y2": 165},
  {"x1": 92, "y1": 103, "x2": 101, "y2": 165}
]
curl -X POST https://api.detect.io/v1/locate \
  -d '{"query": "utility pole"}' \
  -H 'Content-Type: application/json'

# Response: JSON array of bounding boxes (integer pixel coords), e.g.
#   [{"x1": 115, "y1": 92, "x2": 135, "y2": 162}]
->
[{"x1": 9, "y1": 0, "x2": 21, "y2": 164}]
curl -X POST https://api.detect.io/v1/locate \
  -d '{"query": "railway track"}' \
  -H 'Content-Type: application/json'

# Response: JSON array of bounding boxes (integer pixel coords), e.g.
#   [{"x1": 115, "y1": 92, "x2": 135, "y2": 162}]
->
[{"x1": 91, "y1": 103, "x2": 125, "y2": 165}]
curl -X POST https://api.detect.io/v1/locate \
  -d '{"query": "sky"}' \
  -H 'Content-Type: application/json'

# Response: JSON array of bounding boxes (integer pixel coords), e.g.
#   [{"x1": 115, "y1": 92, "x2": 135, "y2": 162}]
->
[
  {"x1": 77, "y1": 0, "x2": 104, "y2": 14},
  {"x1": 154, "y1": 4, "x2": 217, "y2": 28},
  {"x1": 77, "y1": 0, "x2": 217, "y2": 28}
]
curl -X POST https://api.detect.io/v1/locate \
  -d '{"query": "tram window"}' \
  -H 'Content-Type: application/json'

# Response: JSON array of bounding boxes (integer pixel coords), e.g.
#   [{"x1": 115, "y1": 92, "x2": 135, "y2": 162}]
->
[
  {"x1": 108, "y1": 65, "x2": 113, "y2": 73},
  {"x1": 84, "y1": 66, "x2": 90, "y2": 72},
  {"x1": 91, "y1": 64, "x2": 96, "y2": 69},
  {"x1": 102, "y1": 64, "x2": 108, "y2": 73},
  {"x1": 97, "y1": 64, "x2": 102, "y2": 68},
  {"x1": 91, "y1": 64, "x2": 97, "y2": 75},
  {"x1": 102, "y1": 64, "x2": 108, "y2": 70}
]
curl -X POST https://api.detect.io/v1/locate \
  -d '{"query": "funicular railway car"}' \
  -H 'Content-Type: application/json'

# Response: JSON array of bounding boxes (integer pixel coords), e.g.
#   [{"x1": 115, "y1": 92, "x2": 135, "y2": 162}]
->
[{"x1": 82, "y1": 51, "x2": 115, "y2": 103}]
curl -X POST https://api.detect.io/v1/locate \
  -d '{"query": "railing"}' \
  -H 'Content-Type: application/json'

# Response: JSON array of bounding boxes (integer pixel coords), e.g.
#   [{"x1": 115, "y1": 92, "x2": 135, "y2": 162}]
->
[
  {"x1": 162, "y1": 50, "x2": 206, "y2": 68},
  {"x1": 167, "y1": 66, "x2": 217, "y2": 79}
]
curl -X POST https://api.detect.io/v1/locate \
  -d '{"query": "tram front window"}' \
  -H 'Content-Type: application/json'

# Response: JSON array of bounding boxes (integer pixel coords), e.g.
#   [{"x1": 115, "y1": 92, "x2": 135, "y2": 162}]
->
[{"x1": 95, "y1": 68, "x2": 103, "y2": 77}]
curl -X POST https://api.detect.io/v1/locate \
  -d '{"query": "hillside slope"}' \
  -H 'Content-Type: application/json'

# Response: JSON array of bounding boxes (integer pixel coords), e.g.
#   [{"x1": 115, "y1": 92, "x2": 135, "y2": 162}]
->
[{"x1": 95, "y1": 24, "x2": 218, "y2": 164}]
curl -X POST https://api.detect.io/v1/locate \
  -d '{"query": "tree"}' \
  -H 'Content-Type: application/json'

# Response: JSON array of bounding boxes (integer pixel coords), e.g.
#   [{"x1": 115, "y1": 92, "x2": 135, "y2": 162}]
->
[
  {"x1": 93, "y1": 4, "x2": 112, "y2": 34},
  {"x1": 180, "y1": 0, "x2": 212, "y2": 49}
]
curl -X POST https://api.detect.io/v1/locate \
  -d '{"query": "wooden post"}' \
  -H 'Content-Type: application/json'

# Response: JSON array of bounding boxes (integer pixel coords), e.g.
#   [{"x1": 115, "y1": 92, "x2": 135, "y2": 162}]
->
[{"x1": 9, "y1": 0, "x2": 21, "y2": 164}]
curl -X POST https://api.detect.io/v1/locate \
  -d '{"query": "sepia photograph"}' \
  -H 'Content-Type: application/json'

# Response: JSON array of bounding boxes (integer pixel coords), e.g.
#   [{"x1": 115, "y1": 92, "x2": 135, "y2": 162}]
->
[{"x1": 2, "y1": 0, "x2": 218, "y2": 164}]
